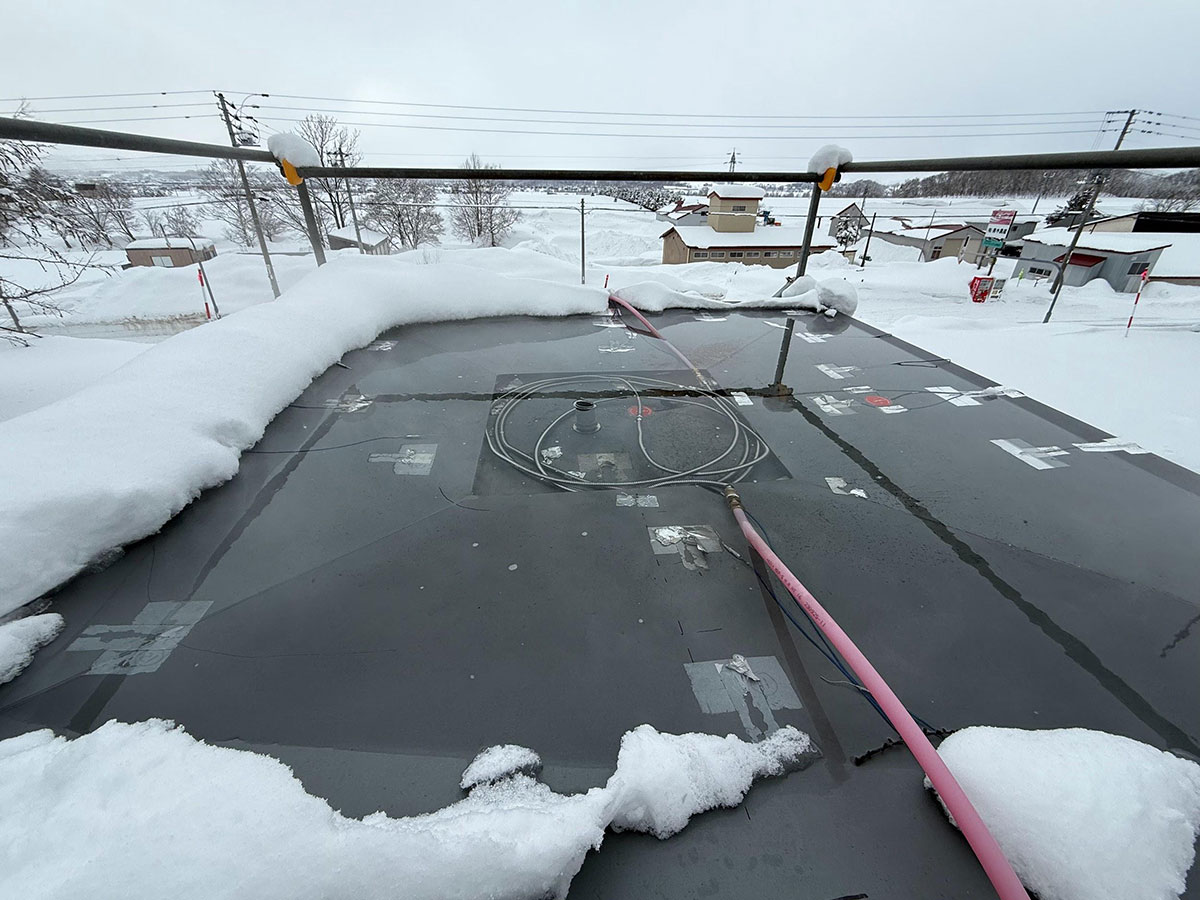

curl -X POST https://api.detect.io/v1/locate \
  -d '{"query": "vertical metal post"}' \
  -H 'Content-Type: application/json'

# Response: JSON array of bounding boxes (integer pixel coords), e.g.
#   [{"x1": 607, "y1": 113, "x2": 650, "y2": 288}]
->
[
  {"x1": 771, "y1": 185, "x2": 824, "y2": 386},
  {"x1": 861, "y1": 212, "x2": 877, "y2": 266},
  {"x1": 579, "y1": 198, "x2": 586, "y2": 285},
  {"x1": 217, "y1": 93, "x2": 280, "y2": 298},
  {"x1": 337, "y1": 148, "x2": 365, "y2": 254},
  {"x1": 1043, "y1": 175, "x2": 1102, "y2": 323},
  {"x1": 296, "y1": 181, "x2": 327, "y2": 266}
]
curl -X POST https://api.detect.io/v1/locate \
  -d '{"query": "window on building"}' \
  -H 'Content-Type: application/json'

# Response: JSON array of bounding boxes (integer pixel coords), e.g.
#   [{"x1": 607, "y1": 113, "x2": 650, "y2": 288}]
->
[
  {"x1": 710, "y1": 251, "x2": 725, "y2": 258},
  {"x1": 930, "y1": 247, "x2": 943, "y2": 260},
  {"x1": 780, "y1": 250, "x2": 795, "y2": 258},
  {"x1": 1127, "y1": 260, "x2": 1150, "y2": 276},
  {"x1": 151, "y1": 255, "x2": 174, "y2": 267},
  {"x1": 745, "y1": 251, "x2": 760, "y2": 258},
  {"x1": 728, "y1": 251, "x2": 745, "y2": 258},
  {"x1": 1029, "y1": 265, "x2": 1052, "y2": 277},
  {"x1": 732, "y1": 204, "x2": 747, "y2": 212},
  {"x1": 693, "y1": 251, "x2": 708, "y2": 258},
  {"x1": 763, "y1": 251, "x2": 776, "y2": 258}
]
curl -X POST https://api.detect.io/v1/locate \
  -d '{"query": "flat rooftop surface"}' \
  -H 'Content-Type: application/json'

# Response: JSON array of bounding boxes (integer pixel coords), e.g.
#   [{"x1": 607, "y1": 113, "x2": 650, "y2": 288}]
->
[{"x1": 3, "y1": 307, "x2": 1198, "y2": 898}]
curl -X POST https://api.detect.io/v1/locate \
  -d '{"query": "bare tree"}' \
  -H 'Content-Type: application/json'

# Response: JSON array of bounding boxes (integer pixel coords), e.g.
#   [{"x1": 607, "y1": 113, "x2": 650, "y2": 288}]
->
[
  {"x1": 140, "y1": 209, "x2": 167, "y2": 237},
  {"x1": 296, "y1": 114, "x2": 361, "y2": 236},
  {"x1": 58, "y1": 180, "x2": 139, "y2": 247},
  {"x1": 1, "y1": 105, "x2": 108, "y2": 344},
  {"x1": 198, "y1": 160, "x2": 283, "y2": 246},
  {"x1": 364, "y1": 179, "x2": 442, "y2": 249},
  {"x1": 163, "y1": 204, "x2": 201, "y2": 237},
  {"x1": 1141, "y1": 193, "x2": 1200, "y2": 213},
  {"x1": 448, "y1": 154, "x2": 520, "y2": 247}
]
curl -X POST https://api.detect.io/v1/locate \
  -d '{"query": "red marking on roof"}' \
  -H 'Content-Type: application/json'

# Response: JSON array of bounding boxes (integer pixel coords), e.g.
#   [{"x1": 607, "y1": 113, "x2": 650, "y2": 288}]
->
[
  {"x1": 1054, "y1": 252, "x2": 1106, "y2": 267},
  {"x1": 864, "y1": 395, "x2": 892, "y2": 407}
]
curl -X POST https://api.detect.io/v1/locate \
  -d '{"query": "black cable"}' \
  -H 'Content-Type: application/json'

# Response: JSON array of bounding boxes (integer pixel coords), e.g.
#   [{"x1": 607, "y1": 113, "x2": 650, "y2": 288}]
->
[{"x1": 243, "y1": 435, "x2": 423, "y2": 454}]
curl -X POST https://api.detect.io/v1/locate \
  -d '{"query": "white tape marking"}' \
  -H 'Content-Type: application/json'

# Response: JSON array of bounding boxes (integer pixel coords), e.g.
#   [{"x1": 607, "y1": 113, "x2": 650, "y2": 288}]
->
[
  {"x1": 730, "y1": 391, "x2": 753, "y2": 406},
  {"x1": 992, "y1": 438, "x2": 1070, "y2": 470},
  {"x1": 816, "y1": 364, "x2": 860, "y2": 380},
  {"x1": 1073, "y1": 438, "x2": 1150, "y2": 454},
  {"x1": 825, "y1": 477, "x2": 868, "y2": 499},
  {"x1": 813, "y1": 394, "x2": 857, "y2": 416},
  {"x1": 798, "y1": 332, "x2": 829, "y2": 344}
]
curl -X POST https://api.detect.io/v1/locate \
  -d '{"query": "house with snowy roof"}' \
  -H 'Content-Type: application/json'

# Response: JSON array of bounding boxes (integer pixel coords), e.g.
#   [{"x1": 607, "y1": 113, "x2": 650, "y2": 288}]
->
[
  {"x1": 1014, "y1": 228, "x2": 1173, "y2": 292},
  {"x1": 869, "y1": 219, "x2": 986, "y2": 262},
  {"x1": 660, "y1": 185, "x2": 834, "y2": 268},
  {"x1": 327, "y1": 225, "x2": 392, "y2": 255},
  {"x1": 125, "y1": 237, "x2": 216, "y2": 268}
]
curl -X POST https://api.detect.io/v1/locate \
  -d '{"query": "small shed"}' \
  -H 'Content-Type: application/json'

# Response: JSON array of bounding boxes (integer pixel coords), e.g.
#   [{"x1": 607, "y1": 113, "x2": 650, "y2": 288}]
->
[
  {"x1": 125, "y1": 237, "x2": 216, "y2": 268},
  {"x1": 1016, "y1": 228, "x2": 1172, "y2": 292},
  {"x1": 327, "y1": 225, "x2": 391, "y2": 255}
]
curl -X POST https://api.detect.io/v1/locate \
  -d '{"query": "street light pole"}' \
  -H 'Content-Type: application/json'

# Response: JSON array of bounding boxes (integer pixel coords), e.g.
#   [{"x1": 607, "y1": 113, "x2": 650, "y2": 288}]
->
[
  {"x1": 335, "y1": 148, "x2": 365, "y2": 253},
  {"x1": 216, "y1": 93, "x2": 280, "y2": 298}
]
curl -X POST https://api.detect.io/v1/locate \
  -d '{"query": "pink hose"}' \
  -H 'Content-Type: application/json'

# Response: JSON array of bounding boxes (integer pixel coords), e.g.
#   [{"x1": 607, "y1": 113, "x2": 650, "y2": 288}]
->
[
  {"x1": 608, "y1": 295, "x2": 702, "y2": 377},
  {"x1": 728, "y1": 494, "x2": 1029, "y2": 900}
]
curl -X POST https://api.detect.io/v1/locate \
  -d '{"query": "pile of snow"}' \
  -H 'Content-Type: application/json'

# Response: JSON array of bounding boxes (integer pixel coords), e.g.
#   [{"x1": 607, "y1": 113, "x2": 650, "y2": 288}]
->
[
  {"x1": 0, "y1": 719, "x2": 811, "y2": 900},
  {"x1": 0, "y1": 613, "x2": 63, "y2": 685},
  {"x1": 0, "y1": 336, "x2": 149, "y2": 423},
  {"x1": 266, "y1": 132, "x2": 320, "y2": 169},
  {"x1": 460, "y1": 744, "x2": 542, "y2": 789},
  {"x1": 782, "y1": 273, "x2": 859, "y2": 317},
  {"x1": 933, "y1": 726, "x2": 1200, "y2": 900},
  {"x1": 807, "y1": 144, "x2": 853, "y2": 174}
]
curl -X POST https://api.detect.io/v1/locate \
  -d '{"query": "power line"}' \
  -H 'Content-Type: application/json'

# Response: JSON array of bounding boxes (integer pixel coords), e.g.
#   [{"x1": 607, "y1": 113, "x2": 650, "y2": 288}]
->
[
  {"x1": 250, "y1": 92, "x2": 1109, "y2": 121},
  {"x1": 28, "y1": 102, "x2": 214, "y2": 114},
  {"x1": 250, "y1": 102, "x2": 1107, "y2": 131},
  {"x1": 2, "y1": 90, "x2": 212, "y2": 102},
  {"x1": 253, "y1": 116, "x2": 1108, "y2": 141}
]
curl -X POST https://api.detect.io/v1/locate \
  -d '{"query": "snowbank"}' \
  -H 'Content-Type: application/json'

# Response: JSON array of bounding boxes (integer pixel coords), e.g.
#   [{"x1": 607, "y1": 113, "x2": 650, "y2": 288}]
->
[
  {"x1": 0, "y1": 613, "x2": 64, "y2": 685},
  {"x1": 0, "y1": 719, "x2": 811, "y2": 900},
  {"x1": 267, "y1": 132, "x2": 320, "y2": 168},
  {"x1": 933, "y1": 726, "x2": 1200, "y2": 900},
  {"x1": 0, "y1": 336, "x2": 149, "y2": 423}
]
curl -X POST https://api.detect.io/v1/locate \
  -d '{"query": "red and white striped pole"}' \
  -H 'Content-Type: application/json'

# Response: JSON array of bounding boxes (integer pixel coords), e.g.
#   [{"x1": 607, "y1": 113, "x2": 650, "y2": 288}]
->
[
  {"x1": 1124, "y1": 269, "x2": 1147, "y2": 338},
  {"x1": 199, "y1": 267, "x2": 211, "y2": 320}
]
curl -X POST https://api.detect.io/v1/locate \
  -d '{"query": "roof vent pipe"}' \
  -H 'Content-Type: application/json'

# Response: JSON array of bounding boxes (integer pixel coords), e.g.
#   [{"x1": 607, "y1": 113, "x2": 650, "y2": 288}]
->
[{"x1": 573, "y1": 399, "x2": 600, "y2": 434}]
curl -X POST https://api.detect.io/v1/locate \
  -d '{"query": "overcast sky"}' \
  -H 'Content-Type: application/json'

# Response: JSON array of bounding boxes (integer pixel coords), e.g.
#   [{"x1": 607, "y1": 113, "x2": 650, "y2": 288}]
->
[{"x1": 5, "y1": 0, "x2": 1200, "y2": 174}]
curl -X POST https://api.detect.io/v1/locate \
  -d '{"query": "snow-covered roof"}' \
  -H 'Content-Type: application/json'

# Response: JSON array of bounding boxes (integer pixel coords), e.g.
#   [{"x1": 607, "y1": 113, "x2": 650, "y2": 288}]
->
[
  {"x1": 708, "y1": 184, "x2": 767, "y2": 200},
  {"x1": 667, "y1": 204, "x2": 708, "y2": 221},
  {"x1": 1023, "y1": 228, "x2": 1173, "y2": 255},
  {"x1": 662, "y1": 226, "x2": 832, "y2": 249},
  {"x1": 328, "y1": 225, "x2": 389, "y2": 246},
  {"x1": 126, "y1": 237, "x2": 215, "y2": 251}
]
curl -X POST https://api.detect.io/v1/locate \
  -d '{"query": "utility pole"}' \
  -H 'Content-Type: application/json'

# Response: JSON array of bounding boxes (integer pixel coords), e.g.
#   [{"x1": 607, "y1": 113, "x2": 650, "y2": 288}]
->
[
  {"x1": 216, "y1": 93, "x2": 280, "y2": 298},
  {"x1": 1043, "y1": 174, "x2": 1103, "y2": 324},
  {"x1": 579, "y1": 198, "x2": 586, "y2": 285},
  {"x1": 727, "y1": 148, "x2": 738, "y2": 173},
  {"x1": 1113, "y1": 109, "x2": 1137, "y2": 151},
  {"x1": 1031, "y1": 172, "x2": 1052, "y2": 216},
  {"x1": 861, "y1": 212, "x2": 877, "y2": 266},
  {"x1": 335, "y1": 148, "x2": 365, "y2": 253}
]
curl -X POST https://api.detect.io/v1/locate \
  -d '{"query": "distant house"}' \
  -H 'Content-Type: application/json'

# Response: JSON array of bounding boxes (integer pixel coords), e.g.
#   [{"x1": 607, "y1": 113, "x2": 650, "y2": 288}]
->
[
  {"x1": 706, "y1": 184, "x2": 766, "y2": 233},
  {"x1": 1145, "y1": 234, "x2": 1200, "y2": 286},
  {"x1": 656, "y1": 200, "x2": 709, "y2": 226},
  {"x1": 827, "y1": 202, "x2": 870, "y2": 238},
  {"x1": 963, "y1": 214, "x2": 1041, "y2": 242},
  {"x1": 125, "y1": 237, "x2": 216, "y2": 268},
  {"x1": 660, "y1": 226, "x2": 834, "y2": 268},
  {"x1": 871, "y1": 221, "x2": 986, "y2": 262},
  {"x1": 327, "y1": 225, "x2": 391, "y2": 255},
  {"x1": 1015, "y1": 228, "x2": 1172, "y2": 292},
  {"x1": 1072, "y1": 210, "x2": 1200, "y2": 234},
  {"x1": 660, "y1": 184, "x2": 834, "y2": 267}
]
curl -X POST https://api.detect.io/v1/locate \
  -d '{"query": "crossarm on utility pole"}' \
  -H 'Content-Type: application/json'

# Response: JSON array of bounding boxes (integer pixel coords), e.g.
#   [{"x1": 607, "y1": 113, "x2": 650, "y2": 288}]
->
[{"x1": 216, "y1": 94, "x2": 281, "y2": 298}]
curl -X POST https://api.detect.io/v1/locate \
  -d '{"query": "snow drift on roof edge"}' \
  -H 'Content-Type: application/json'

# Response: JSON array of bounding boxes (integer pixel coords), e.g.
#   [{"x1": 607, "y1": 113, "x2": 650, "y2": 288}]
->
[
  {"x1": 0, "y1": 719, "x2": 813, "y2": 900},
  {"x1": 0, "y1": 255, "x2": 856, "y2": 619},
  {"x1": 931, "y1": 726, "x2": 1200, "y2": 900}
]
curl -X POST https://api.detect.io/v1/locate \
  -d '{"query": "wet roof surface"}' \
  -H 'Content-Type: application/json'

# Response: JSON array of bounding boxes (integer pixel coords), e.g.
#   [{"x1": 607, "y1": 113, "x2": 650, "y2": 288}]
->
[{"x1": 3, "y1": 307, "x2": 1198, "y2": 898}]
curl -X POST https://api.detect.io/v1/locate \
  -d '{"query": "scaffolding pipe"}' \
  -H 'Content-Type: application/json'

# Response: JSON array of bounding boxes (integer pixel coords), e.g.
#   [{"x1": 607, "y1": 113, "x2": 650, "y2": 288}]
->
[{"x1": 771, "y1": 186, "x2": 823, "y2": 386}]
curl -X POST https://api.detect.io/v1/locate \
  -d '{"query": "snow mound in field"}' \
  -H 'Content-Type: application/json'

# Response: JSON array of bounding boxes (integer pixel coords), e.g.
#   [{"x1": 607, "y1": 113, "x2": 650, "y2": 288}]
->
[
  {"x1": 0, "y1": 719, "x2": 810, "y2": 900},
  {"x1": 932, "y1": 726, "x2": 1200, "y2": 900},
  {"x1": 0, "y1": 614, "x2": 64, "y2": 685}
]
